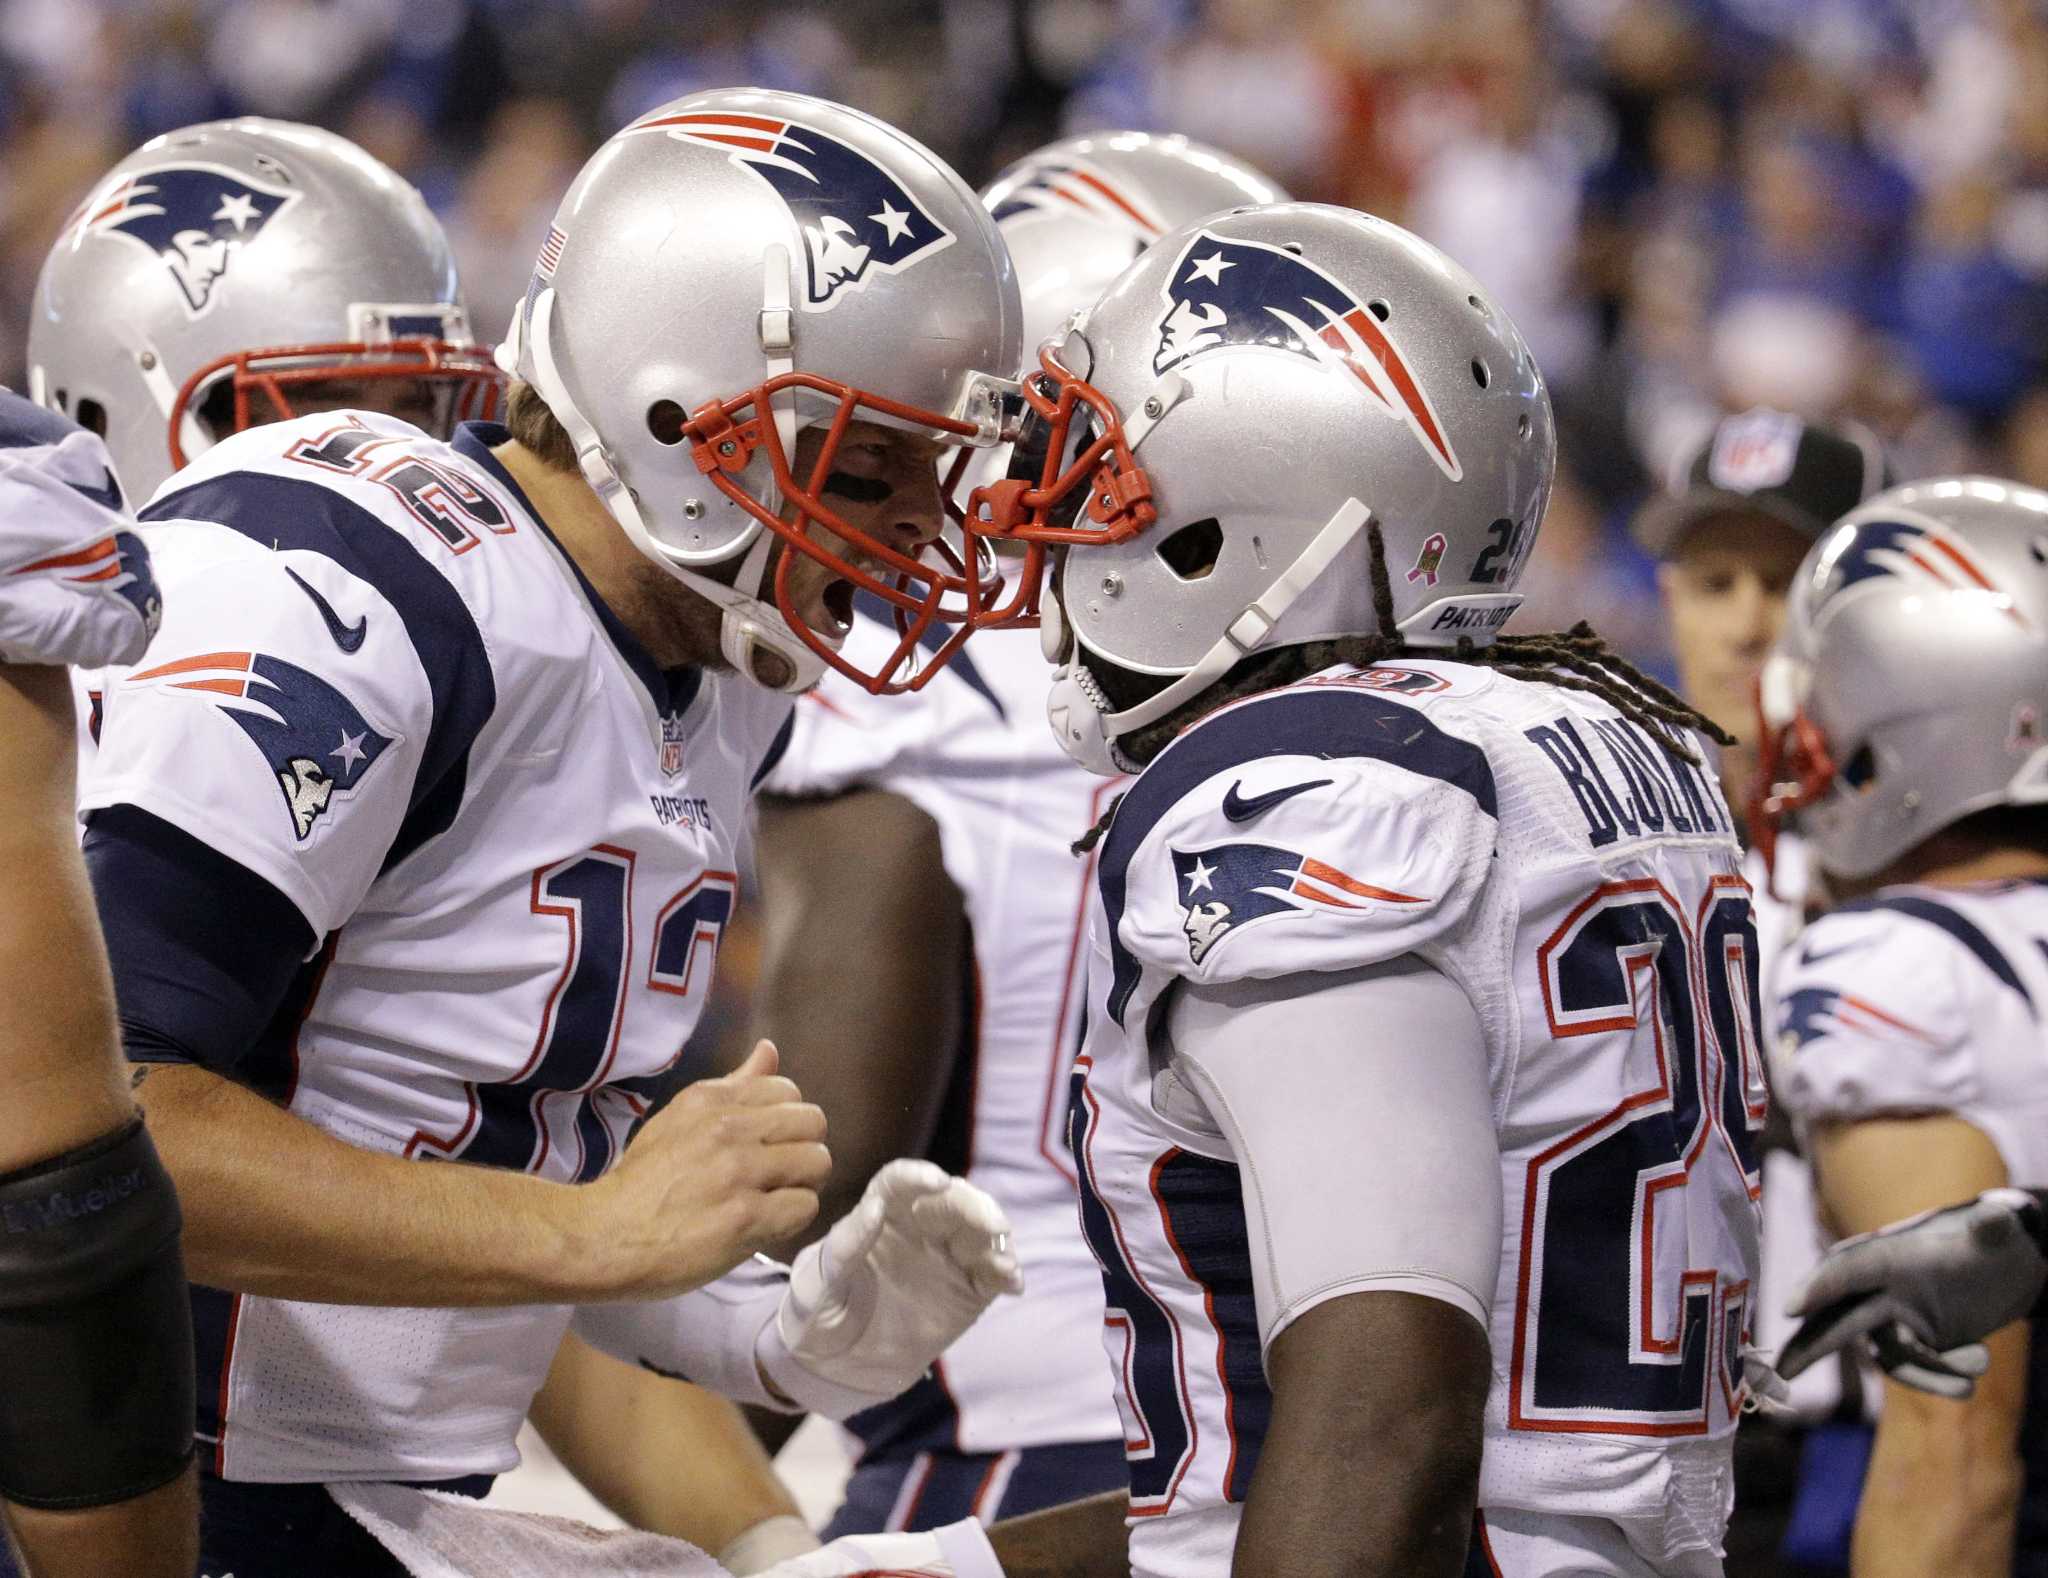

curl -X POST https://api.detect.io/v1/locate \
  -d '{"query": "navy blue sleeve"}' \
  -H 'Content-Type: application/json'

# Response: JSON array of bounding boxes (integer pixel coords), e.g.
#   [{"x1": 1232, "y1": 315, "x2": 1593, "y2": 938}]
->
[
  {"x1": 84, "y1": 805, "x2": 317, "y2": 1080},
  {"x1": 750, "y1": 711, "x2": 796, "y2": 793}
]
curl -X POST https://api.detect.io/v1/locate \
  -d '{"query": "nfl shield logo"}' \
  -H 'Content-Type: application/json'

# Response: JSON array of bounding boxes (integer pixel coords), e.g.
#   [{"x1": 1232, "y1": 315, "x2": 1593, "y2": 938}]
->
[
  {"x1": 1708, "y1": 408, "x2": 1802, "y2": 495},
  {"x1": 660, "y1": 713, "x2": 686, "y2": 777}
]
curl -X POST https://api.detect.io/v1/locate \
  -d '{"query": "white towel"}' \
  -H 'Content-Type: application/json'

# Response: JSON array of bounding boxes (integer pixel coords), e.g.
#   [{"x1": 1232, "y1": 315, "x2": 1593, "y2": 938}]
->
[{"x1": 328, "y1": 1481, "x2": 733, "y2": 1577}]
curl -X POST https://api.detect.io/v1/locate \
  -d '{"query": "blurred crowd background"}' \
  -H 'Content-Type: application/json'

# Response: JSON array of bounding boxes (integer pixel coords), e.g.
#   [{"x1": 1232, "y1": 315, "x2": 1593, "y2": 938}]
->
[{"x1": 4, "y1": 0, "x2": 2046, "y2": 670}]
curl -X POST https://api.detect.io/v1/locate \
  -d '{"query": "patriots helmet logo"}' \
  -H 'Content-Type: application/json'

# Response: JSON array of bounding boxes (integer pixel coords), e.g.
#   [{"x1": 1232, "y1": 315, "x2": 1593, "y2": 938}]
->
[
  {"x1": 1172, "y1": 841, "x2": 1426, "y2": 964},
  {"x1": 78, "y1": 164, "x2": 297, "y2": 316},
  {"x1": 126, "y1": 650, "x2": 395, "y2": 839},
  {"x1": 988, "y1": 160, "x2": 1164, "y2": 239},
  {"x1": 1151, "y1": 231, "x2": 1462, "y2": 479},
  {"x1": 631, "y1": 110, "x2": 954, "y2": 310},
  {"x1": 1813, "y1": 515, "x2": 2026, "y2": 628}
]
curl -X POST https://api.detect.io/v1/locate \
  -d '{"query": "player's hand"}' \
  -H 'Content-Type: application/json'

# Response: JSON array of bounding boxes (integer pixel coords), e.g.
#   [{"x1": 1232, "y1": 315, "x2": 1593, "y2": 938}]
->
[
  {"x1": 760, "y1": 1159, "x2": 1022, "y2": 1418},
  {"x1": 1778, "y1": 1187, "x2": 2048, "y2": 1398},
  {"x1": 750, "y1": 1518, "x2": 1003, "y2": 1578},
  {"x1": 585, "y1": 1041, "x2": 829, "y2": 1300}
]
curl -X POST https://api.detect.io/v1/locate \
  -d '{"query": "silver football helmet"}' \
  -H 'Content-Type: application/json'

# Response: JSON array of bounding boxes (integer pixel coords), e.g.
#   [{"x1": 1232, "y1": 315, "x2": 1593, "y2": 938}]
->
[
  {"x1": 28, "y1": 118, "x2": 498, "y2": 501},
  {"x1": 966, "y1": 202, "x2": 1556, "y2": 774},
  {"x1": 983, "y1": 132, "x2": 1286, "y2": 360},
  {"x1": 502, "y1": 88, "x2": 1023, "y2": 695},
  {"x1": 1754, "y1": 476, "x2": 2048, "y2": 880}
]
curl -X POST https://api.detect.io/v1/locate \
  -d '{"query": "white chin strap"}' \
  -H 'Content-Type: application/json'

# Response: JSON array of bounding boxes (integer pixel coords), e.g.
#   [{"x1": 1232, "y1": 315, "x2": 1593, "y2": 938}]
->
[
  {"x1": 1045, "y1": 497, "x2": 1373, "y2": 776},
  {"x1": 516, "y1": 286, "x2": 826, "y2": 694}
]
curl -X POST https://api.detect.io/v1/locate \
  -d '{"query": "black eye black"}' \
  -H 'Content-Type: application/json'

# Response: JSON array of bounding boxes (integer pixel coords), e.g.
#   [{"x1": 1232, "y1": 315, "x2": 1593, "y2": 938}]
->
[{"x1": 823, "y1": 472, "x2": 892, "y2": 505}]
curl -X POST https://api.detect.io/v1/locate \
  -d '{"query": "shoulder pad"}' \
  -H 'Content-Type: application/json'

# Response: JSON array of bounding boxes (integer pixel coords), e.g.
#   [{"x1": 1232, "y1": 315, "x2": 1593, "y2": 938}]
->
[
  {"x1": 1772, "y1": 903, "x2": 1975, "y2": 1122},
  {"x1": 1099, "y1": 685, "x2": 1498, "y2": 1022}
]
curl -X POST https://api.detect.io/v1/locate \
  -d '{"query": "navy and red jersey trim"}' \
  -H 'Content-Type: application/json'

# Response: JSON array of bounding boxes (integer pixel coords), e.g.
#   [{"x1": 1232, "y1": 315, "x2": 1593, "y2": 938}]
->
[{"x1": 143, "y1": 463, "x2": 496, "y2": 872}]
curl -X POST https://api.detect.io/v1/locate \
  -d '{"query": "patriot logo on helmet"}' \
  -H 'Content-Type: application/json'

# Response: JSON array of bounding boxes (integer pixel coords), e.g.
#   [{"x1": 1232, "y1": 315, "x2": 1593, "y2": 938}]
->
[
  {"x1": 1172, "y1": 840, "x2": 1426, "y2": 964},
  {"x1": 988, "y1": 159, "x2": 1164, "y2": 239},
  {"x1": 73, "y1": 164, "x2": 298, "y2": 317},
  {"x1": 126, "y1": 650, "x2": 395, "y2": 840},
  {"x1": 630, "y1": 109, "x2": 955, "y2": 311},
  {"x1": 1814, "y1": 515, "x2": 2027, "y2": 628},
  {"x1": 1150, "y1": 230, "x2": 1463, "y2": 481}
]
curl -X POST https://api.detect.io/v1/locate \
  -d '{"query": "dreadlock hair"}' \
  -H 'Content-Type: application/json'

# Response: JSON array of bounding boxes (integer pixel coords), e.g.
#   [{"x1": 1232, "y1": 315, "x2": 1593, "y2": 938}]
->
[{"x1": 1072, "y1": 521, "x2": 1733, "y2": 855}]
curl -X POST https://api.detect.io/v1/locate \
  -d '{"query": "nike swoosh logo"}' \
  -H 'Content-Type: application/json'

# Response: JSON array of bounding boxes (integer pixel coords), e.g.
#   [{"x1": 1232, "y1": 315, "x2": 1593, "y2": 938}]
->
[
  {"x1": 1221, "y1": 777, "x2": 1333, "y2": 823},
  {"x1": 1799, "y1": 936, "x2": 1871, "y2": 969},
  {"x1": 65, "y1": 466, "x2": 123, "y2": 511},
  {"x1": 286, "y1": 567, "x2": 367, "y2": 654}
]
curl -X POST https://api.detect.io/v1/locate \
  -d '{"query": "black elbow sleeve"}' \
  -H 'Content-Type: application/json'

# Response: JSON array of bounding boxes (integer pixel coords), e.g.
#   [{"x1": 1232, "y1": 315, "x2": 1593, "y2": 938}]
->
[{"x1": 0, "y1": 1116, "x2": 194, "y2": 1508}]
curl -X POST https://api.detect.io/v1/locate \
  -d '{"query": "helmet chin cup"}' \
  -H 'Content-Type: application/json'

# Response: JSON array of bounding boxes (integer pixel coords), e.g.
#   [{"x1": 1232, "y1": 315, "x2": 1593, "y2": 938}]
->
[
  {"x1": 723, "y1": 607, "x2": 825, "y2": 694},
  {"x1": 1045, "y1": 662, "x2": 1123, "y2": 777}
]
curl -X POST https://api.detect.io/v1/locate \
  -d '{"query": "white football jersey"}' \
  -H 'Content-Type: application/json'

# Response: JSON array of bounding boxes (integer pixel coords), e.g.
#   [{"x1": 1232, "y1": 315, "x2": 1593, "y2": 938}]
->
[
  {"x1": 1073, "y1": 660, "x2": 1765, "y2": 1577},
  {"x1": 80, "y1": 411, "x2": 792, "y2": 1484},
  {"x1": 0, "y1": 389, "x2": 159, "y2": 667},
  {"x1": 1773, "y1": 878, "x2": 2048, "y2": 1185},
  {"x1": 763, "y1": 618, "x2": 1122, "y2": 1454}
]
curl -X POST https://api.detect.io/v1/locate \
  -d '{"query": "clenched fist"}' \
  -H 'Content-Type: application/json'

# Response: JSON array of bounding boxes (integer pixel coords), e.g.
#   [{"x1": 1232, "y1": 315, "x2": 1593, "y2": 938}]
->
[{"x1": 585, "y1": 1042, "x2": 830, "y2": 1300}]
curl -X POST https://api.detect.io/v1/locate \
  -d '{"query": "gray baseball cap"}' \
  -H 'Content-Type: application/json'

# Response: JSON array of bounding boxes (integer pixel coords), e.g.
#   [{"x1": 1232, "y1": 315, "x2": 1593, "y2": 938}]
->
[{"x1": 1633, "y1": 407, "x2": 1892, "y2": 558}]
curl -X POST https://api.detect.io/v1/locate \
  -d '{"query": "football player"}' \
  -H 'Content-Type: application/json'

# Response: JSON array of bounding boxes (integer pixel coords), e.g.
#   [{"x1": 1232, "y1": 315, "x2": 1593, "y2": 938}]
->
[
  {"x1": 770, "y1": 202, "x2": 1766, "y2": 1577},
  {"x1": 67, "y1": 89, "x2": 1024, "y2": 1575},
  {"x1": 35, "y1": 115, "x2": 819, "y2": 1570},
  {"x1": 1755, "y1": 478, "x2": 2048, "y2": 1575},
  {"x1": 0, "y1": 394, "x2": 190, "y2": 1578},
  {"x1": 752, "y1": 131, "x2": 1283, "y2": 1535}
]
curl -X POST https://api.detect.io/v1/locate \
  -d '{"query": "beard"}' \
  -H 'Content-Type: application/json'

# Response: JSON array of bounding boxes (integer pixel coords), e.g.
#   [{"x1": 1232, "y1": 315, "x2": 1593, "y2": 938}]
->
[{"x1": 621, "y1": 557, "x2": 728, "y2": 671}]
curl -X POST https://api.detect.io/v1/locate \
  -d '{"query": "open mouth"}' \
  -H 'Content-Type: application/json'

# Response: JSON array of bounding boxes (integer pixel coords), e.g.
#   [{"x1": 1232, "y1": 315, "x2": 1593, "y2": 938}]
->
[{"x1": 819, "y1": 577, "x2": 856, "y2": 641}]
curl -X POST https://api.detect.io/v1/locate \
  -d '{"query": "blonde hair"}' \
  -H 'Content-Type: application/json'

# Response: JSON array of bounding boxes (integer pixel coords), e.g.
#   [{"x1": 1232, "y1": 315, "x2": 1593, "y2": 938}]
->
[{"x1": 504, "y1": 378, "x2": 579, "y2": 473}]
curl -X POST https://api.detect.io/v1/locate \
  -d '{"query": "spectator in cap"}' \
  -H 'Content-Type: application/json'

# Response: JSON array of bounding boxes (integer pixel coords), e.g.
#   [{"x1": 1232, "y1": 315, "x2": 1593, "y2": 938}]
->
[
  {"x1": 1634, "y1": 403, "x2": 1892, "y2": 1577},
  {"x1": 1635, "y1": 404, "x2": 1891, "y2": 830}
]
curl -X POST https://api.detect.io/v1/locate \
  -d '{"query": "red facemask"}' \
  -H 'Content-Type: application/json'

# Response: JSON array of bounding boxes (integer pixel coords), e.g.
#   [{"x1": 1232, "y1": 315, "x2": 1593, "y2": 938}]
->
[
  {"x1": 170, "y1": 338, "x2": 505, "y2": 471},
  {"x1": 960, "y1": 342, "x2": 1159, "y2": 626},
  {"x1": 681, "y1": 370, "x2": 1029, "y2": 694},
  {"x1": 1749, "y1": 677, "x2": 1837, "y2": 892}
]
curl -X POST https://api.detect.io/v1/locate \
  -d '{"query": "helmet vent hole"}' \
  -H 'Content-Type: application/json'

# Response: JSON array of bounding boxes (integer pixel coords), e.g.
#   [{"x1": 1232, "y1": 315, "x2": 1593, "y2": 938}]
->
[
  {"x1": 73, "y1": 398, "x2": 107, "y2": 439},
  {"x1": 1470, "y1": 358, "x2": 1490, "y2": 389},
  {"x1": 1467, "y1": 294, "x2": 1489, "y2": 316},
  {"x1": 1281, "y1": 242, "x2": 1304, "y2": 255},
  {"x1": 1367, "y1": 299, "x2": 1391, "y2": 322},
  {"x1": 1157, "y1": 517, "x2": 1224, "y2": 582},
  {"x1": 645, "y1": 400, "x2": 687, "y2": 446},
  {"x1": 1517, "y1": 412, "x2": 1531, "y2": 439}
]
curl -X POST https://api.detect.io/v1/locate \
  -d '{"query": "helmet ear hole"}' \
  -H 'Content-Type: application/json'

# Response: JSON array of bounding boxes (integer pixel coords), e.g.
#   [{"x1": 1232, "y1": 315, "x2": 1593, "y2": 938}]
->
[
  {"x1": 1157, "y1": 517, "x2": 1224, "y2": 581},
  {"x1": 645, "y1": 400, "x2": 686, "y2": 446},
  {"x1": 73, "y1": 397, "x2": 107, "y2": 438},
  {"x1": 1842, "y1": 743, "x2": 1878, "y2": 789}
]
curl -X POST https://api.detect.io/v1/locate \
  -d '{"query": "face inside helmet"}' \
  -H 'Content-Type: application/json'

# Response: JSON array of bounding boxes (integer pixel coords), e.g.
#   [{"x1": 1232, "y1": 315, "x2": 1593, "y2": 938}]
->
[{"x1": 671, "y1": 366, "x2": 1031, "y2": 692}]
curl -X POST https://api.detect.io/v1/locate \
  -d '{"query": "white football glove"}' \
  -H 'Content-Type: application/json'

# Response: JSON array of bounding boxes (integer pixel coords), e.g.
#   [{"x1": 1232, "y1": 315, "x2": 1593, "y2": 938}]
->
[
  {"x1": 1778, "y1": 1186, "x2": 2048, "y2": 1398},
  {"x1": 751, "y1": 1519, "x2": 1003, "y2": 1578},
  {"x1": 756, "y1": 1159, "x2": 1023, "y2": 1419}
]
